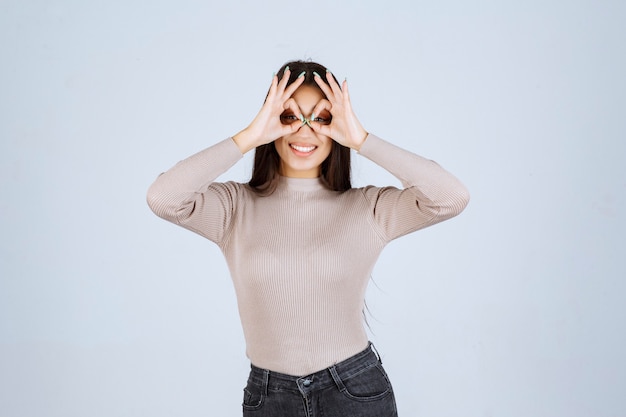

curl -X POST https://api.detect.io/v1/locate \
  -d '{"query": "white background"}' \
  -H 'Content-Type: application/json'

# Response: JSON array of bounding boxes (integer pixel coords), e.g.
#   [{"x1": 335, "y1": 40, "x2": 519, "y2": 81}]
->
[{"x1": 1, "y1": 0, "x2": 625, "y2": 416}]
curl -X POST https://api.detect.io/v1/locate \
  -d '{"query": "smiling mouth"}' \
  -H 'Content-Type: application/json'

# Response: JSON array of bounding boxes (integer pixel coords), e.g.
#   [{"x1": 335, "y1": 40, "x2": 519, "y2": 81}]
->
[{"x1": 290, "y1": 144, "x2": 317, "y2": 153}]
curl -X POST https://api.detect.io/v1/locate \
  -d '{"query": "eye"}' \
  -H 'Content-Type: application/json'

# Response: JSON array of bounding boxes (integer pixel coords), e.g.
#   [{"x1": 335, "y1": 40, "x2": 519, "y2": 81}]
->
[
  {"x1": 280, "y1": 113, "x2": 299, "y2": 125},
  {"x1": 314, "y1": 114, "x2": 332, "y2": 125}
]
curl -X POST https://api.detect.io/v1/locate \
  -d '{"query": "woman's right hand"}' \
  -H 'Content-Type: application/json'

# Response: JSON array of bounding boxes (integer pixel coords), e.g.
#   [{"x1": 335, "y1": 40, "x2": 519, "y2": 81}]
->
[{"x1": 232, "y1": 68, "x2": 305, "y2": 154}]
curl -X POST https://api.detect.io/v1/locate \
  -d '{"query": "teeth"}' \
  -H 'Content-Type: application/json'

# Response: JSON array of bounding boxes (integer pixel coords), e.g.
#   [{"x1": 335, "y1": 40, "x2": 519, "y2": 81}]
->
[{"x1": 291, "y1": 144, "x2": 316, "y2": 153}]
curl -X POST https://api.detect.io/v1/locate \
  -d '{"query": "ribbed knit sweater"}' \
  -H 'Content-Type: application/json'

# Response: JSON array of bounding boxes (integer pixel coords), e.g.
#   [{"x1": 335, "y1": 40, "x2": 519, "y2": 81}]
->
[{"x1": 147, "y1": 134, "x2": 469, "y2": 375}]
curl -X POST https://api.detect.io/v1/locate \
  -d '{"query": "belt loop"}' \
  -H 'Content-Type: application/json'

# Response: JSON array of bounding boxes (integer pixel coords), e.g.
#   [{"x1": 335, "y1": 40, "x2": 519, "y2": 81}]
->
[
  {"x1": 370, "y1": 342, "x2": 383, "y2": 364},
  {"x1": 262, "y1": 369, "x2": 269, "y2": 397},
  {"x1": 328, "y1": 365, "x2": 346, "y2": 392}
]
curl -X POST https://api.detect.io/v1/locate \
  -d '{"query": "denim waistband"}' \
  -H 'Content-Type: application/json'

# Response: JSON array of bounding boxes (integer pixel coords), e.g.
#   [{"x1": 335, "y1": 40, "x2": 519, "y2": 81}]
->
[{"x1": 248, "y1": 342, "x2": 382, "y2": 394}]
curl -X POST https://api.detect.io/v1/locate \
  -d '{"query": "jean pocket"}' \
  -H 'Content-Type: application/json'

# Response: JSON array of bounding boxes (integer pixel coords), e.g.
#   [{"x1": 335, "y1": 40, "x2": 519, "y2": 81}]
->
[
  {"x1": 242, "y1": 381, "x2": 265, "y2": 410},
  {"x1": 340, "y1": 363, "x2": 393, "y2": 402}
]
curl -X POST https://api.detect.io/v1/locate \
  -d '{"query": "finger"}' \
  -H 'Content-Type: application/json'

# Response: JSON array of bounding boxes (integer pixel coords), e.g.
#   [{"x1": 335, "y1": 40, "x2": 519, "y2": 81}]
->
[
  {"x1": 309, "y1": 99, "x2": 333, "y2": 132},
  {"x1": 313, "y1": 71, "x2": 335, "y2": 101},
  {"x1": 310, "y1": 121, "x2": 332, "y2": 138},
  {"x1": 266, "y1": 73, "x2": 279, "y2": 100},
  {"x1": 287, "y1": 121, "x2": 303, "y2": 134},
  {"x1": 281, "y1": 108, "x2": 303, "y2": 134},
  {"x1": 310, "y1": 99, "x2": 332, "y2": 123},
  {"x1": 342, "y1": 78, "x2": 350, "y2": 102},
  {"x1": 282, "y1": 97, "x2": 296, "y2": 111},
  {"x1": 325, "y1": 70, "x2": 344, "y2": 99},
  {"x1": 283, "y1": 98, "x2": 302, "y2": 120},
  {"x1": 340, "y1": 78, "x2": 355, "y2": 113},
  {"x1": 283, "y1": 73, "x2": 306, "y2": 98},
  {"x1": 276, "y1": 67, "x2": 291, "y2": 93}
]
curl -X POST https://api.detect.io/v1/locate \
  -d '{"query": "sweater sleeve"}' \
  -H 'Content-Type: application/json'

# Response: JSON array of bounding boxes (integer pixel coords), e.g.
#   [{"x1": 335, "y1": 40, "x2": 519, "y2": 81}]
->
[
  {"x1": 146, "y1": 137, "x2": 244, "y2": 244},
  {"x1": 357, "y1": 134, "x2": 470, "y2": 242}
]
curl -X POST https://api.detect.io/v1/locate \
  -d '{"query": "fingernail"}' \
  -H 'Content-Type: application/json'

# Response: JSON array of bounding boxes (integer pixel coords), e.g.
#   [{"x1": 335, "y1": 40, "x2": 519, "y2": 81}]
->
[
  {"x1": 298, "y1": 71, "x2": 306, "y2": 78},
  {"x1": 311, "y1": 113, "x2": 315, "y2": 121},
  {"x1": 284, "y1": 66, "x2": 290, "y2": 74},
  {"x1": 313, "y1": 71, "x2": 321, "y2": 78},
  {"x1": 299, "y1": 114, "x2": 305, "y2": 124}
]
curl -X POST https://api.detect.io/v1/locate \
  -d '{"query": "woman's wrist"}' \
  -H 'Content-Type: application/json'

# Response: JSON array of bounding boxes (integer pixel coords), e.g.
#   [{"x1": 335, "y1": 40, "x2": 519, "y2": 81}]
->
[
  {"x1": 232, "y1": 128, "x2": 259, "y2": 154},
  {"x1": 347, "y1": 127, "x2": 368, "y2": 151}
]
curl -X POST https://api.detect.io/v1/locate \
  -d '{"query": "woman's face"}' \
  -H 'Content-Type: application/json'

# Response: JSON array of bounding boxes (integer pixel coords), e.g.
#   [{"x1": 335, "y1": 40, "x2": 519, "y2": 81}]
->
[{"x1": 274, "y1": 85, "x2": 333, "y2": 178}]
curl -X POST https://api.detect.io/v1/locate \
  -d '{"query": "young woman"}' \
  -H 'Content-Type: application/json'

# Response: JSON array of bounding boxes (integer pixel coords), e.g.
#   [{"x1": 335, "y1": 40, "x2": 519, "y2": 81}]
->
[{"x1": 147, "y1": 60, "x2": 469, "y2": 417}]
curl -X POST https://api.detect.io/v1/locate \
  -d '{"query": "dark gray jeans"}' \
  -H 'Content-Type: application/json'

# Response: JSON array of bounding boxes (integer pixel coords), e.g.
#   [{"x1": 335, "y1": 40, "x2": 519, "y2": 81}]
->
[{"x1": 242, "y1": 343, "x2": 398, "y2": 417}]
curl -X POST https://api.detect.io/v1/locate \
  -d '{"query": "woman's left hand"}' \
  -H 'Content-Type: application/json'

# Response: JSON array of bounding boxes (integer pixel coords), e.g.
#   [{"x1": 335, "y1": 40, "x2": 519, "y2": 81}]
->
[{"x1": 309, "y1": 72, "x2": 368, "y2": 151}]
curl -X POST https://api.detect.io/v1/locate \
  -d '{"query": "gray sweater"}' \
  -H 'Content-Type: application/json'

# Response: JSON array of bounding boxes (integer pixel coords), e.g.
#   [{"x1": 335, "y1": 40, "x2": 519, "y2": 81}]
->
[{"x1": 147, "y1": 134, "x2": 469, "y2": 375}]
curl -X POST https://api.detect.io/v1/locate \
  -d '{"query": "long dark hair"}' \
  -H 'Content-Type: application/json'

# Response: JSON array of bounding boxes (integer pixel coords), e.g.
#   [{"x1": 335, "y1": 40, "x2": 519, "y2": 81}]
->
[{"x1": 248, "y1": 60, "x2": 352, "y2": 193}]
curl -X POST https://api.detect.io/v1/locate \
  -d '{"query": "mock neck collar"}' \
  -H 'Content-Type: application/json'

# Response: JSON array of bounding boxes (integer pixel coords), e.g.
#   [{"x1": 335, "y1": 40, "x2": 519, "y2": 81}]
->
[{"x1": 277, "y1": 175, "x2": 326, "y2": 192}]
